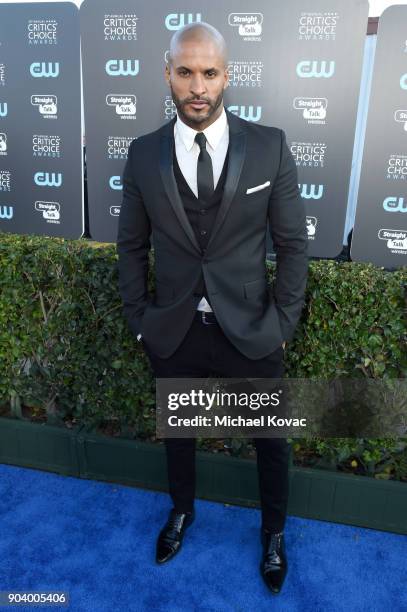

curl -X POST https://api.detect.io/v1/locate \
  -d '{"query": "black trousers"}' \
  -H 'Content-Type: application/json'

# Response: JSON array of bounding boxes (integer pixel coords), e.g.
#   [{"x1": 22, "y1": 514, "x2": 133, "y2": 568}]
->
[{"x1": 143, "y1": 311, "x2": 290, "y2": 534}]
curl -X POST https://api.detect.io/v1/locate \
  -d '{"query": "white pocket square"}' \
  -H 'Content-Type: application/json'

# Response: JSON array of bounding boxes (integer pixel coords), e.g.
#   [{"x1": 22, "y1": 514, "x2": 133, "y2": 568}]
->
[{"x1": 246, "y1": 181, "x2": 271, "y2": 194}]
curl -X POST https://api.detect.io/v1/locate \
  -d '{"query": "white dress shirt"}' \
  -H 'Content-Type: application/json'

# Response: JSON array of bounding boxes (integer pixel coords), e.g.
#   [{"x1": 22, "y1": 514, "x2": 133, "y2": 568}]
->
[{"x1": 174, "y1": 107, "x2": 229, "y2": 312}]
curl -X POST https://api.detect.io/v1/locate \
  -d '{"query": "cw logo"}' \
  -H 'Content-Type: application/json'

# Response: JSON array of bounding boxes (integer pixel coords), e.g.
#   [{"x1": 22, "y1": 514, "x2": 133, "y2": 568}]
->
[
  {"x1": 383, "y1": 196, "x2": 406, "y2": 212},
  {"x1": 227, "y1": 105, "x2": 262, "y2": 122},
  {"x1": 109, "y1": 176, "x2": 122, "y2": 190},
  {"x1": 0, "y1": 102, "x2": 7, "y2": 117},
  {"x1": 296, "y1": 60, "x2": 335, "y2": 79},
  {"x1": 0, "y1": 204, "x2": 13, "y2": 219},
  {"x1": 34, "y1": 172, "x2": 62, "y2": 187},
  {"x1": 400, "y1": 74, "x2": 407, "y2": 90},
  {"x1": 106, "y1": 60, "x2": 139, "y2": 76},
  {"x1": 299, "y1": 184, "x2": 324, "y2": 199},
  {"x1": 165, "y1": 13, "x2": 201, "y2": 31},
  {"x1": 30, "y1": 62, "x2": 60, "y2": 78}
]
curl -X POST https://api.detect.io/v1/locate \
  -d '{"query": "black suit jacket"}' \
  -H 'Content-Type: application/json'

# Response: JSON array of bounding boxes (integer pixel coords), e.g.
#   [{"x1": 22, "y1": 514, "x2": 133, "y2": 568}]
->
[{"x1": 116, "y1": 108, "x2": 308, "y2": 359}]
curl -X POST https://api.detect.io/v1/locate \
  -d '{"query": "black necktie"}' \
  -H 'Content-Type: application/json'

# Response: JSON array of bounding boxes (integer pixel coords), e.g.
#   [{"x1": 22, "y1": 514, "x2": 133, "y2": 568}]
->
[{"x1": 195, "y1": 132, "x2": 214, "y2": 202}]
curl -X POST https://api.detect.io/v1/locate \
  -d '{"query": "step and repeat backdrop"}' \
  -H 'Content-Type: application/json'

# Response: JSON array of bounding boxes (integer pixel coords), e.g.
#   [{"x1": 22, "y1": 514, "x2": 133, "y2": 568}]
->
[
  {"x1": 0, "y1": 2, "x2": 83, "y2": 238},
  {"x1": 80, "y1": 0, "x2": 368, "y2": 257},
  {"x1": 0, "y1": 0, "x2": 405, "y2": 268},
  {"x1": 351, "y1": 4, "x2": 407, "y2": 268}
]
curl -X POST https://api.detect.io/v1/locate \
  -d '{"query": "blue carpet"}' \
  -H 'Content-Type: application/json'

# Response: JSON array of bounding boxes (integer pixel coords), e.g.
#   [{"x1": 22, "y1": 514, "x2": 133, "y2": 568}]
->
[{"x1": 0, "y1": 463, "x2": 406, "y2": 612}]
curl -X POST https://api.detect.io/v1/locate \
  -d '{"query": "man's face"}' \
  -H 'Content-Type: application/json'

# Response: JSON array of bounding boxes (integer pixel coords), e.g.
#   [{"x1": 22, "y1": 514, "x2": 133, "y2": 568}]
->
[{"x1": 165, "y1": 38, "x2": 229, "y2": 130}]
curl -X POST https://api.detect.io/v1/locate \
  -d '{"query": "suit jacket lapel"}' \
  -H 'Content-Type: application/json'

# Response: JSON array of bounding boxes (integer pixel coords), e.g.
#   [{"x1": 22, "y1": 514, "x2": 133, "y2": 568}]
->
[
  {"x1": 159, "y1": 117, "x2": 201, "y2": 254},
  {"x1": 158, "y1": 108, "x2": 247, "y2": 255}
]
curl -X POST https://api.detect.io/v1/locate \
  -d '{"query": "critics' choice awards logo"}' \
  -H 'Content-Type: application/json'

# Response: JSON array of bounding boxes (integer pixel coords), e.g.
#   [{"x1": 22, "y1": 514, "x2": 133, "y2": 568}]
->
[
  {"x1": 296, "y1": 60, "x2": 335, "y2": 79},
  {"x1": 0, "y1": 170, "x2": 11, "y2": 191},
  {"x1": 306, "y1": 216, "x2": 317, "y2": 240},
  {"x1": 34, "y1": 171, "x2": 62, "y2": 187},
  {"x1": 0, "y1": 132, "x2": 7, "y2": 156},
  {"x1": 227, "y1": 61, "x2": 263, "y2": 88},
  {"x1": 387, "y1": 154, "x2": 407, "y2": 181},
  {"x1": 228, "y1": 13, "x2": 263, "y2": 41},
  {"x1": 0, "y1": 64, "x2": 5, "y2": 86},
  {"x1": 105, "y1": 59, "x2": 139, "y2": 76},
  {"x1": 227, "y1": 105, "x2": 262, "y2": 122},
  {"x1": 104, "y1": 15, "x2": 138, "y2": 41},
  {"x1": 107, "y1": 136, "x2": 135, "y2": 159},
  {"x1": 383, "y1": 196, "x2": 406, "y2": 213},
  {"x1": 27, "y1": 19, "x2": 58, "y2": 45},
  {"x1": 293, "y1": 97, "x2": 328, "y2": 125},
  {"x1": 394, "y1": 109, "x2": 407, "y2": 132},
  {"x1": 30, "y1": 62, "x2": 59, "y2": 78},
  {"x1": 34, "y1": 201, "x2": 61, "y2": 223},
  {"x1": 298, "y1": 12, "x2": 339, "y2": 41},
  {"x1": 165, "y1": 13, "x2": 201, "y2": 30},
  {"x1": 106, "y1": 95, "x2": 136, "y2": 119},
  {"x1": 33, "y1": 135, "x2": 61, "y2": 158},
  {"x1": 291, "y1": 142, "x2": 326, "y2": 168},
  {"x1": 0, "y1": 204, "x2": 13, "y2": 220},
  {"x1": 164, "y1": 96, "x2": 176, "y2": 120},
  {"x1": 400, "y1": 74, "x2": 407, "y2": 90},
  {"x1": 378, "y1": 228, "x2": 407, "y2": 254},
  {"x1": 31, "y1": 95, "x2": 58, "y2": 119},
  {"x1": 299, "y1": 184, "x2": 324, "y2": 199}
]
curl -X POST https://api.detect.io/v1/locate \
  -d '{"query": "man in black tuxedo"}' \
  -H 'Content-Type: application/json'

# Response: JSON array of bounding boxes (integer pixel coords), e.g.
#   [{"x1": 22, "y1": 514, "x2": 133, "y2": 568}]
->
[{"x1": 117, "y1": 22, "x2": 308, "y2": 595}]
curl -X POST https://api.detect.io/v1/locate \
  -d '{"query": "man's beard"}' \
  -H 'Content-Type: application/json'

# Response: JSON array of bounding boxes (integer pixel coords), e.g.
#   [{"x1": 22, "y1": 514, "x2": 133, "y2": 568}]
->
[{"x1": 170, "y1": 87, "x2": 224, "y2": 127}]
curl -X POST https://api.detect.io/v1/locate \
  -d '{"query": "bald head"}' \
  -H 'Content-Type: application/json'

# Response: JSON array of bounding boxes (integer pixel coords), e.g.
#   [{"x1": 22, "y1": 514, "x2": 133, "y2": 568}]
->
[
  {"x1": 168, "y1": 22, "x2": 228, "y2": 68},
  {"x1": 165, "y1": 22, "x2": 229, "y2": 130}
]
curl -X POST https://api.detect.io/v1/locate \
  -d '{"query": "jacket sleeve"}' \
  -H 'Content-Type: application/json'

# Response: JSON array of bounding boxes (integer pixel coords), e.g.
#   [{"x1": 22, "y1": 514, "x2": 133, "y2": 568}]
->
[
  {"x1": 268, "y1": 129, "x2": 309, "y2": 342},
  {"x1": 116, "y1": 140, "x2": 151, "y2": 338}
]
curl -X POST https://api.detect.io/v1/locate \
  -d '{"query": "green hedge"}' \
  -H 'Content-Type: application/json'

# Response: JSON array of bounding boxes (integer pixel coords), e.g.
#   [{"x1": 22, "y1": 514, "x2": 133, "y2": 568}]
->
[{"x1": 0, "y1": 233, "x2": 406, "y2": 480}]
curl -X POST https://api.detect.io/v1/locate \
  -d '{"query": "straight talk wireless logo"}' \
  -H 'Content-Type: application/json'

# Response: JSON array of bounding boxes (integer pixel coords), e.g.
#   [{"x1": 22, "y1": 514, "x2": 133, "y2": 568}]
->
[
  {"x1": 0, "y1": 133, "x2": 7, "y2": 156},
  {"x1": 228, "y1": 13, "x2": 263, "y2": 41},
  {"x1": 106, "y1": 94, "x2": 136, "y2": 119},
  {"x1": 293, "y1": 97, "x2": 328, "y2": 125},
  {"x1": 378, "y1": 228, "x2": 407, "y2": 254}
]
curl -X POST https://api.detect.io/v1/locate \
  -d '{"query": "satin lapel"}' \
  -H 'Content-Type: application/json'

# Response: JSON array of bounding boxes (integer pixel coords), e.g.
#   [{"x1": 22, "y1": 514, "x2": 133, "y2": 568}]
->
[
  {"x1": 206, "y1": 110, "x2": 247, "y2": 252},
  {"x1": 159, "y1": 119, "x2": 201, "y2": 255}
]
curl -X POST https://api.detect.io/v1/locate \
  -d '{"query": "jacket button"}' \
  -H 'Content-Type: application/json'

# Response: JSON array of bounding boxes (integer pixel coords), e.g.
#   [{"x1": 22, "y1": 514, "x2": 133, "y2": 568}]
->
[
  {"x1": 200, "y1": 208, "x2": 207, "y2": 215},
  {"x1": 200, "y1": 229, "x2": 207, "y2": 236}
]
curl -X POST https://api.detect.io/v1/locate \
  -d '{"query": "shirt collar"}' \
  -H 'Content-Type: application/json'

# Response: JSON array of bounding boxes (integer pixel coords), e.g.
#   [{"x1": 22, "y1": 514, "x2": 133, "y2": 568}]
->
[{"x1": 175, "y1": 106, "x2": 227, "y2": 152}]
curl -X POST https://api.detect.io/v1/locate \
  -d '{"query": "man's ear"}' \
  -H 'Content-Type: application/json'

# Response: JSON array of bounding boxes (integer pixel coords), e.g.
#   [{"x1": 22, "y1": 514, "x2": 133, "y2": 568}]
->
[
  {"x1": 165, "y1": 64, "x2": 171, "y2": 86},
  {"x1": 223, "y1": 69, "x2": 229, "y2": 90}
]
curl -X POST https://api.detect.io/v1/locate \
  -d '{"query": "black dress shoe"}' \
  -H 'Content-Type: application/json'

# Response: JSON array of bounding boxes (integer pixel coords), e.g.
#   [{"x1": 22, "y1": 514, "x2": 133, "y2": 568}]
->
[
  {"x1": 260, "y1": 530, "x2": 288, "y2": 594},
  {"x1": 156, "y1": 508, "x2": 195, "y2": 564}
]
